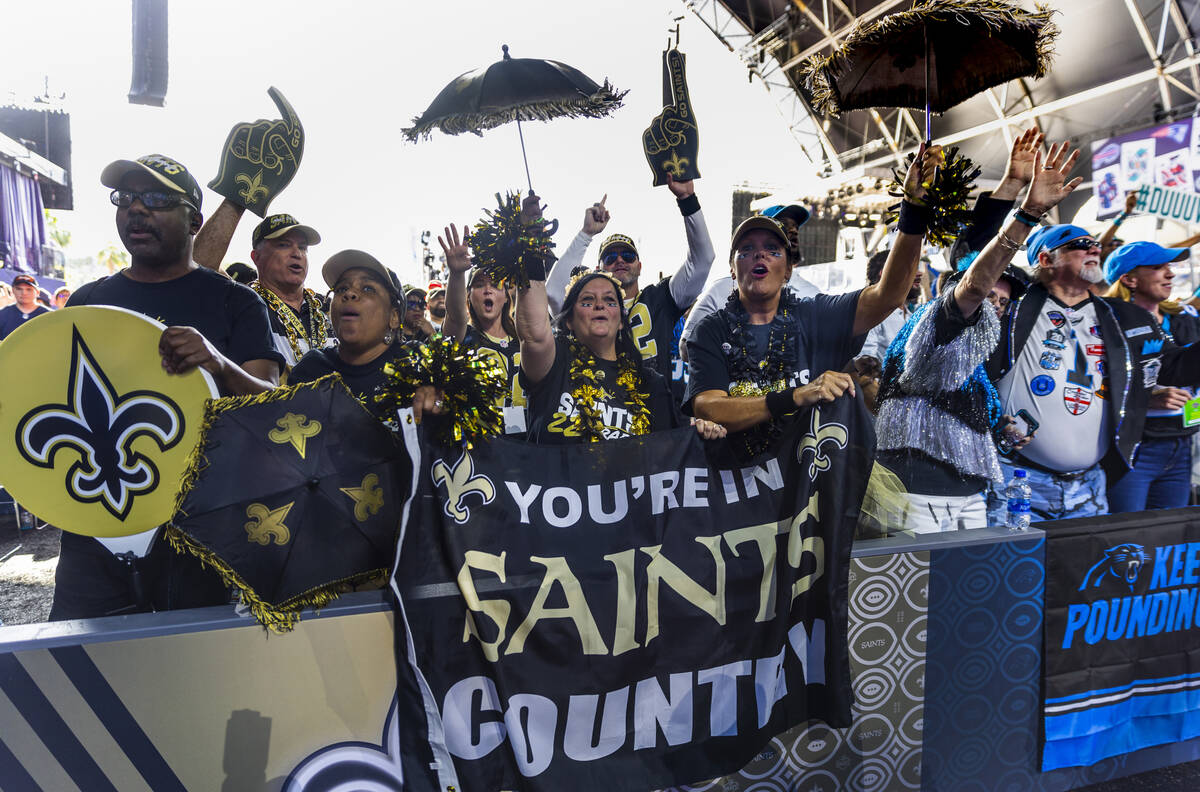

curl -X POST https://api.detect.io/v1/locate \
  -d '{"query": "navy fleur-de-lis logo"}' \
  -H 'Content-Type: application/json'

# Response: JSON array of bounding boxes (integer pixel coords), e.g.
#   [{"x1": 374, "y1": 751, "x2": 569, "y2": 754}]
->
[{"x1": 16, "y1": 327, "x2": 185, "y2": 519}]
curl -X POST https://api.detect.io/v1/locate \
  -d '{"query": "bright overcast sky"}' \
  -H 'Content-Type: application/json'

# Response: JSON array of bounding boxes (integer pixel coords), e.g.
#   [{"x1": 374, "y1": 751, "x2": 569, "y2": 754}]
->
[{"x1": 3, "y1": 0, "x2": 811, "y2": 290}]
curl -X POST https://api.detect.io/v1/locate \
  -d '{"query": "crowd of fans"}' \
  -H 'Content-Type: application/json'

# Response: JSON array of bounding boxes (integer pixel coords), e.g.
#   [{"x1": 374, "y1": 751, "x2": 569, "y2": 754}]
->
[{"x1": 5, "y1": 122, "x2": 1200, "y2": 620}]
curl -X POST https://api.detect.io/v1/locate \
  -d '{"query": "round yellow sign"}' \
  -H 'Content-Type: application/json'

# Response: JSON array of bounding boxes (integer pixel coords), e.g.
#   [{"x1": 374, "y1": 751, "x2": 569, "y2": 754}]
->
[{"x1": 0, "y1": 306, "x2": 217, "y2": 538}]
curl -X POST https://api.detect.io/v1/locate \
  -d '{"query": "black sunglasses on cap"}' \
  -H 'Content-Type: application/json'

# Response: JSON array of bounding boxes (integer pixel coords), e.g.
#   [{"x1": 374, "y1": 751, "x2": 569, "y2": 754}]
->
[
  {"x1": 110, "y1": 189, "x2": 197, "y2": 212},
  {"x1": 1055, "y1": 238, "x2": 1101, "y2": 252},
  {"x1": 601, "y1": 250, "x2": 637, "y2": 266}
]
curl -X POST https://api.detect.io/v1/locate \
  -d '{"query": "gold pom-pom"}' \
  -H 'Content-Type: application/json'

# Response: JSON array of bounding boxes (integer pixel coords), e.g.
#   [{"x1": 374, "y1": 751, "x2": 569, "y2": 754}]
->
[
  {"x1": 885, "y1": 146, "x2": 981, "y2": 248},
  {"x1": 467, "y1": 192, "x2": 556, "y2": 290},
  {"x1": 376, "y1": 335, "x2": 507, "y2": 446}
]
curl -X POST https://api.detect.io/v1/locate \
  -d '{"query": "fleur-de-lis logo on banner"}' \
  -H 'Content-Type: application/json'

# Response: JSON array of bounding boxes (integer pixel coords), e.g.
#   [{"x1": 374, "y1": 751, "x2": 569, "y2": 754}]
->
[
  {"x1": 16, "y1": 327, "x2": 184, "y2": 520},
  {"x1": 797, "y1": 407, "x2": 848, "y2": 480},
  {"x1": 431, "y1": 450, "x2": 495, "y2": 524}
]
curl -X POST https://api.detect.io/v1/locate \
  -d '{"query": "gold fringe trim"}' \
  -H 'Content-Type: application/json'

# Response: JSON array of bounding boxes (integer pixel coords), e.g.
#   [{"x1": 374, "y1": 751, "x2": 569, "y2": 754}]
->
[
  {"x1": 801, "y1": 0, "x2": 1059, "y2": 117},
  {"x1": 168, "y1": 374, "x2": 362, "y2": 524},
  {"x1": 165, "y1": 524, "x2": 387, "y2": 632}
]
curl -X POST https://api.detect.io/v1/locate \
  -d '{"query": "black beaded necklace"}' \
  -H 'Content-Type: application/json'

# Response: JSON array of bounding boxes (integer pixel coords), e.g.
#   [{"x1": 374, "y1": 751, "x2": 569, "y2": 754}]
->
[{"x1": 722, "y1": 289, "x2": 801, "y2": 456}]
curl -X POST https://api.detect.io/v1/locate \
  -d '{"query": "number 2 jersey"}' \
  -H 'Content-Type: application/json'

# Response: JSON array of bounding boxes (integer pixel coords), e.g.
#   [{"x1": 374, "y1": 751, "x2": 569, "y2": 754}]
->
[
  {"x1": 626, "y1": 277, "x2": 686, "y2": 403},
  {"x1": 463, "y1": 326, "x2": 525, "y2": 408}
]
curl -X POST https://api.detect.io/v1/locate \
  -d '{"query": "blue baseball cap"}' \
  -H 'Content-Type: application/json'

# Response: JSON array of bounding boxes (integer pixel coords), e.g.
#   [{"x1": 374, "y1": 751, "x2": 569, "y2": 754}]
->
[
  {"x1": 1026, "y1": 224, "x2": 1091, "y2": 266},
  {"x1": 762, "y1": 203, "x2": 811, "y2": 228},
  {"x1": 1103, "y1": 241, "x2": 1187, "y2": 284}
]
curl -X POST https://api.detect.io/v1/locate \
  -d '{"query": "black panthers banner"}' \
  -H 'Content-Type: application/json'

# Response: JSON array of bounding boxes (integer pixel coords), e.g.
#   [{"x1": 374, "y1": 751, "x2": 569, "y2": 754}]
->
[
  {"x1": 389, "y1": 398, "x2": 870, "y2": 791},
  {"x1": 1042, "y1": 507, "x2": 1200, "y2": 771}
]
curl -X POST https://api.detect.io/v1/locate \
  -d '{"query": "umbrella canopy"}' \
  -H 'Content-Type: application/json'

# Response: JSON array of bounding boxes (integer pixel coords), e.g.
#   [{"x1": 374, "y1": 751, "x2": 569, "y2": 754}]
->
[
  {"x1": 403, "y1": 45, "x2": 626, "y2": 141},
  {"x1": 803, "y1": 0, "x2": 1058, "y2": 118},
  {"x1": 166, "y1": 375, "x2": 409, "y2": 630}
]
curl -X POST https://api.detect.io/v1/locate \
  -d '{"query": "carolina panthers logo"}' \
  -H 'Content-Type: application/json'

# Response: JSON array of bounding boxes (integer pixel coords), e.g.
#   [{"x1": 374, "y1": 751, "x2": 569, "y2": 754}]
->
[
  {"x1": 1079, "y1": 543, "x2": 1147, "y2": 592},
  {"x1": 797, "y1": 407, "x2": 848, "y2": 479},
  {"x1": 16, "y1": 327, "x2": 184, "y2": 520},
  {"x1": 431, "y1": 450, "x2": 495, "y2": 524}
]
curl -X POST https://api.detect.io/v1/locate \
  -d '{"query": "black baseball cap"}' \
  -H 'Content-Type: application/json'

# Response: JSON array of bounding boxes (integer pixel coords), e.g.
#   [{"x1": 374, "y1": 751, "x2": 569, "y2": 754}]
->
[
  {"x1": 101, "y1": 154, "x2": 203, "y2": 211},
  {"x1": 252, "y1": 213, "x2": 321, "y2": 247}
]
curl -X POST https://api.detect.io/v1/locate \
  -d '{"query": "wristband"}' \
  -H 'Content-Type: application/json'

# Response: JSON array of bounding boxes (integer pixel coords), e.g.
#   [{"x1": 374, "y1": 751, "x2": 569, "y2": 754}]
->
[
  {"x1": 897, "y1": 200, "x2": 930, "y2": 235},
  {"x1": 676, "y1": 194, "x2": 701, "y2": 216},
  {"x1": 525, "y1": 253, "x2": 549, "y2": 282},
  {"x1": 766, "y1": 388, "x2": 796, "y2": 419},
  {"x1": 1112, "y1": 212, "x2": 1127, "y2": 227},
  {"x1": 1012, "y1": 207, "x2": 1042, "y2": 227}
]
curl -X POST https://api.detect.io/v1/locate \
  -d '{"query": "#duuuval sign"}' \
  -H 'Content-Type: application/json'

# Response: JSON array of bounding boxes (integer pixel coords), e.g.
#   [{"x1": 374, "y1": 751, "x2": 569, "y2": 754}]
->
[
  {"x1": 0, "y1": 306, "x2": 217, "y2": 537},
  {"x1": 1042, "y1": 508, "x2": 1200, "y2": 770},
  {"x1": 387, "y1": 397, "x2": 869, "y2": 792}
]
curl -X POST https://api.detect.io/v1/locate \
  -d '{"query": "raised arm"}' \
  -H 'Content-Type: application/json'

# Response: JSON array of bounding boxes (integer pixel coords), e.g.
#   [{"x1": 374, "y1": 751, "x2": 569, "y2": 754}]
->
[
  {"x1": 546, "y1": 195, "x2": 609, "y2": 315},
  {"x1": 517, "y1": 194, "x2": 557, "y2": 385},
  {"x1": 852, "y1": 145, "x2": 939, "y2": 336},
  {"x1": 664, "y1": 176, "x2": 714, "y2": 309},
  {"x1": 438, "y1": 223, "x2": 471, "y2": 341},
  {"x1": 1098, "y1": 191, "x2": 1138, "y2": 249},
  {"x1": 192, "y1": 199, "x2": 245, "y2": 272},
  {"x1": 954, "y1": 142, "x2": 1081, "y2": 316}
]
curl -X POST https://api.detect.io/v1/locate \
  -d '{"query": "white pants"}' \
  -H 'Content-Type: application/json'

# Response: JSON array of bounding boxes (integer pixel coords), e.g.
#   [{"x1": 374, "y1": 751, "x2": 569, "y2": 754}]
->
[{"x1": 897, "y1": 491, "x2": 988, "y2": 534}]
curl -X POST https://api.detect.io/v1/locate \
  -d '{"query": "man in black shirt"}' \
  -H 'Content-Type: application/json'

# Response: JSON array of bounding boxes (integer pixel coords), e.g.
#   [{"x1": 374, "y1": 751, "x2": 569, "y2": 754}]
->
[
  {"x1": 50, "y1": 153, "x2": 283, "y2": 621},
  {"x1": 686, "y1": 147, "x2": 940, "y2": 451},
  {"x1": 247, "y1": 214, "x2": 328, "y2": 375}
]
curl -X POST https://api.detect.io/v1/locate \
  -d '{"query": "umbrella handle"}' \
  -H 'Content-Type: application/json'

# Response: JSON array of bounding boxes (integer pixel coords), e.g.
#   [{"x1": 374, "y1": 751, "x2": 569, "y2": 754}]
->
[{"x1": 515, "y1": 116, "x2": 534, "y2": 194}]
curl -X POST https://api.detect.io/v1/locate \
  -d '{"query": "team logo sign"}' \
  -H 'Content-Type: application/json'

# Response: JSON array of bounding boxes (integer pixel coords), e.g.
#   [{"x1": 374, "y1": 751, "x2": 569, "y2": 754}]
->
[
  {"x1": 0, "y1": 307, "x2": 217, "y2": 537},
  {"x1": 1063, "y1": 386, "x2": 1092, "y2": 415}
]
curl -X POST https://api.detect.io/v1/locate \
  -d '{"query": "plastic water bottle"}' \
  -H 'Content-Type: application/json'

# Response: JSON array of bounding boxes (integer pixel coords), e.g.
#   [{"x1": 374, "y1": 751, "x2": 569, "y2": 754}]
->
[{"x1": 1005, "y1": 469, "x2": 1032, "y2": 531}]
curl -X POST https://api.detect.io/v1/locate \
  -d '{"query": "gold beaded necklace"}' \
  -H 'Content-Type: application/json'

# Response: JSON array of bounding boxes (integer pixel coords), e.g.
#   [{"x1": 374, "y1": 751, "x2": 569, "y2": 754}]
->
[{"x1": 252, "y1": 282, "x2": 328, "y2": 361}]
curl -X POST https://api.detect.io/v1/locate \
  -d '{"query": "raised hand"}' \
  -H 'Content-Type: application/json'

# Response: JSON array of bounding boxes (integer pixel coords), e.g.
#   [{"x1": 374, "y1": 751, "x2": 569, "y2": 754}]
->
[
  {"x1": 582, "y1": 194, "x2": 610, "y2": 235},
  {"x1": 208, "y1": 87, "x2": 305, "y2": 217},
  {"x1": 642, "y1": 49, "x2": 700, "y2": 187},
  {"x1": 1022, "y1": 141, "x2": 1082, "y2": 216},
  {"x1": 903, "y1": 143, "x2": 943, "y2": 206},
  {"x1": 1003, "y1": 127, "x2": 1045, "y2": 187},
  {"x1": 1124, "y1": 191, "x2": 1139, "y2": 214},
  {"x1": 438, "y1": 224, "x2": 471, "y2": 274}
]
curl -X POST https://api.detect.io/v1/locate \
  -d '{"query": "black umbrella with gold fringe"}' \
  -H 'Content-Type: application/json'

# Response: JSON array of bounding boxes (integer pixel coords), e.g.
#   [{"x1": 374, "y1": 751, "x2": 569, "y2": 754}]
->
[
  {"x1": 402, "y1": 44, "x2": 626, "y2": 192},
  {"x1": 801, "y1": 0, "x2": 1058, "y2": 129},
  {"x1": 166, "y1": 375, "x2": 409, "y2": 630},
  {"x1": 801, "y1": 1, "x2": 1056, "y2": 248}
]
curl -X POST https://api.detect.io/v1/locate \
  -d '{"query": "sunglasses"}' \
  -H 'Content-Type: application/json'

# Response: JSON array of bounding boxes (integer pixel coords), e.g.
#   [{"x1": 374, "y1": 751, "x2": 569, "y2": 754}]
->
[
  {"x1": 1056, "y1": 238, "x2": 1101, "y2": 252},
  {"x1": 110, "y1": 189, "x2": 196, "y2": 212},
  {"x1": 406, "y1": 299, "x2": 426, "y2": 309},
  {"x1": 601, "y1": 250, "x2": 637, "y2": 266}
]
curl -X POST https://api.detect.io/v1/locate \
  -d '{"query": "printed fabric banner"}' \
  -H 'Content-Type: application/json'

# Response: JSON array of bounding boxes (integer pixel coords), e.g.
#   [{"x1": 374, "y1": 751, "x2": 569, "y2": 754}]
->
[
  {"x1": 389, "y1": 397, "x2": 872, "y2": 792},
  {"x1": 1042, "y1": 508, "x2": 1200, "y2": 771}
]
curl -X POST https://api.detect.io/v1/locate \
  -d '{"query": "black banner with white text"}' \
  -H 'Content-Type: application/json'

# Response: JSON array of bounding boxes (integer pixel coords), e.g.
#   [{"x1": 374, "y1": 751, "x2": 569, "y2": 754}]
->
[{"x1": 390, "y1": 398, "x2": 872, "y2": 791}]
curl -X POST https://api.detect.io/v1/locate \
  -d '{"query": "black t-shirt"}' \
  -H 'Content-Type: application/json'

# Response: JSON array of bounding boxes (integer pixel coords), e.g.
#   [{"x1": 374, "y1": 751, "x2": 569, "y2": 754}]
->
[
  {"x1": 463, "y1": 326, "x2": 525, "y2": 407},
  {"x1": 628, "y1": 278, "x2": 686, "y2": 386},
  {"x1": 291, "y1": 340, "x2": 410, "y2": 420},
  {"x1": 1144, "y1": 307, "x2": 1200, "y2": 440},
  {"x1": 0, "y1": 304, "x2": 49, "y2": 340},
  {"x1": 683, "y1": 290, "x2": 863, "y2": 409},
  {"x1": 67, "y1": 268, "x2": 283, "y2": 391},
  {"x1": 523, "y1": 337, "x2": 683, "y2": 444}
]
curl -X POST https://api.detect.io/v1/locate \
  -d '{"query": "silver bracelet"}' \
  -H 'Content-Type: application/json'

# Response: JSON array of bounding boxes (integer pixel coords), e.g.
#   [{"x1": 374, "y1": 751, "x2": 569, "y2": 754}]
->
[{"x1": 995, "y1": 233, "x2": 1023, "y2": 252}]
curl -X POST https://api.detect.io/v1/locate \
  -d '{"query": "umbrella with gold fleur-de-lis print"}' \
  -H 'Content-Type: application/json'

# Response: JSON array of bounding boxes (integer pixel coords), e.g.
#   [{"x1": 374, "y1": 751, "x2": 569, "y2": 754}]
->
[{"x1": 165, "y1": 374, "x2": 409, "y2": 630}]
